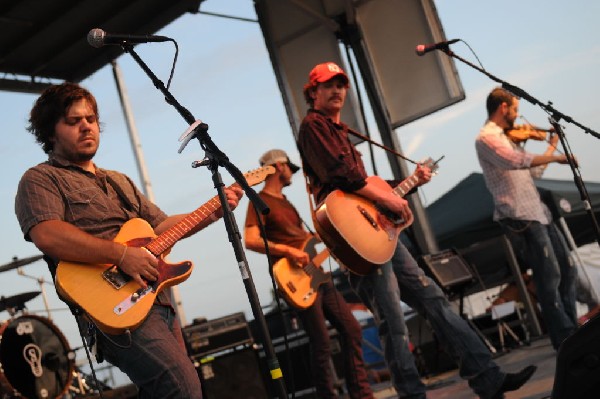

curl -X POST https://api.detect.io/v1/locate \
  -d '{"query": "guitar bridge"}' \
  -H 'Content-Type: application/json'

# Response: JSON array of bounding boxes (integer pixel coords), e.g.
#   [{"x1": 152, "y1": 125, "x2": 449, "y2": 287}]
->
[
  {"x1": 114, "y1": 286, "x2": 153, "y2": 315},
  {"x1": 357, "y1": 205, "x2": 380, "y2": 230},
  {"x1": 303, "y1": 289, "x2": 315, "y2": 302},
  {"x1": 103, "y1": 265, "x2": 131, "y2": 289}
]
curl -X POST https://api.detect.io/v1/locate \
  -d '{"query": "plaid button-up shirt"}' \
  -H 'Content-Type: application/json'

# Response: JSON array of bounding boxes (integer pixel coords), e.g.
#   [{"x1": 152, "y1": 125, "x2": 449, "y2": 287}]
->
[{"x1": 475, "y1": 120, "x2": 551, "y2": 224}]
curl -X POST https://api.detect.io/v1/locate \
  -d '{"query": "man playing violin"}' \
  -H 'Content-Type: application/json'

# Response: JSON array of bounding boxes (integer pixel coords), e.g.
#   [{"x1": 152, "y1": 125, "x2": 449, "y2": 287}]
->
[
  {"x1": 475, "y1": 86, "x2": 577, "y2": 350},
  {"x1": 505, "y1": 123, "x2": 551, "y2": 143}
]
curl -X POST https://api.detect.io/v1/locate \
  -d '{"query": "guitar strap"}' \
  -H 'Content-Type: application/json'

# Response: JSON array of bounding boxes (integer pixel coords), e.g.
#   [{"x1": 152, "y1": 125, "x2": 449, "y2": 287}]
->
[
  {"x1": 106, "y1": 174, "x2": 137, "y2": 213},
  {"x1": 298, "y1": 158, "x2": 320, "y2": 232}
]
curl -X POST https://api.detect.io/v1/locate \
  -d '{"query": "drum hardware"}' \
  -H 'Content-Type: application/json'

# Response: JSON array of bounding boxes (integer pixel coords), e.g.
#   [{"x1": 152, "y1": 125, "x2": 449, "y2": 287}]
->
[
  {"x1": 69, "y1": 369, "x2": 96, "y2": 396},
  {"x1": 17, "y1": 267, "x2": 54, "y2": 320},
  {"x1": 0, "y1": 291, "x2": 41, "y2": 317},
  {"x1": 0, "y1": 254, "x2": 53, "y2": 320},
  {"x1": 0, "y1": 254, "x2": 44, "y2": 273},
  {"x1": 68, "y1": 366, "x2": 113, "y2": 396},
  {"x1": 0, "y1": 314, "x2": 74, "y2": 399},
  {"x1": 2, "y1": 256, "x2": 112, "y2": 397}
]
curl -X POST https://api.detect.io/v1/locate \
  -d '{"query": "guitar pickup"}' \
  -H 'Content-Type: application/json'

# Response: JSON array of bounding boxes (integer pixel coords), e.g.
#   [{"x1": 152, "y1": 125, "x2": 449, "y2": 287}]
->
[
  {"x1": 102, "y1": 265, "x2": 131, "y2": 289},
  {"x1": 286, "y1": 281, "x2": 297, "y2": 293}
]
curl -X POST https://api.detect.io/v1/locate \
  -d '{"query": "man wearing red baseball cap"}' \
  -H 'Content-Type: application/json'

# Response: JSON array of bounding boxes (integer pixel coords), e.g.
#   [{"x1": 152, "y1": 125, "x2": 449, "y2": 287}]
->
[
  {"x1": 297, "y1": 62, "x2": 536, "y2": 399},
  {"x1": 307, "y1": 62, "x2": 350, "y2": 87}
]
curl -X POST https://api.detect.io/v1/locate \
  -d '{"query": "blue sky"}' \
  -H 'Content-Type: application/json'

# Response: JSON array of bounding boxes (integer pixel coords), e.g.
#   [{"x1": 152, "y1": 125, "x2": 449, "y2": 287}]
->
[{"x1": 1, "y1": 0, "x2": 599, "y2": 385}]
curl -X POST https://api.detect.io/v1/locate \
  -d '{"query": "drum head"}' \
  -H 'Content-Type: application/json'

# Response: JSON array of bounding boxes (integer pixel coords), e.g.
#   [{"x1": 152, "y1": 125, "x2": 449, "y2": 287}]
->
[{"x1": 0, "y1": 315, "x2": 73, "y2": 399}]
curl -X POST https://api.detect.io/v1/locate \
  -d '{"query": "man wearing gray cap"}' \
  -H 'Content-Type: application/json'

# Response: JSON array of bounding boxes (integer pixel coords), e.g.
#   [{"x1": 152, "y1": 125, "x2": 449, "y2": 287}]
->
[{"x1": 244, "y1": 149, "x2": 374, "y2": 399}]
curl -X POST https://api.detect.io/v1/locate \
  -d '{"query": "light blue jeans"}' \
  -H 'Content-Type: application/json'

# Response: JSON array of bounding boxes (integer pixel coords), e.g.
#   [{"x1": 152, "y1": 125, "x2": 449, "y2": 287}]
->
[
  {"x1": 500, "y1": 219, "x2": 577, "y2": 349},
  {"x1": 98, "y1": 305, "x2": 202, "y2": 398},
  {"x1": 349, "y1": 242, "x2": 504, "y2": 399}
]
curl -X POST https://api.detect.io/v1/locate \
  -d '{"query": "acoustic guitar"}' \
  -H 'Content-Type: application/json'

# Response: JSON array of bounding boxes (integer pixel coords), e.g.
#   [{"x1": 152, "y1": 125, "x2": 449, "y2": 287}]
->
[
  {"x1": 55, "y1": 166, "x2": 275, "y2": 334},
  {"x1": 314, "y1": 158, "x2": 438, "y2": 275}
]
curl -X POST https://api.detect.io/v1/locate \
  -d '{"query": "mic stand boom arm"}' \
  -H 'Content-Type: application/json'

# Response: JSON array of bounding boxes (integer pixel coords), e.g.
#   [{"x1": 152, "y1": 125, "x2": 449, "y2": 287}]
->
[
  {"x1": 119, "y1": 43, "x2": 288, "y2": 398},
  {"x1": 438, "y1": 47, "x2": 600, "y2": 247}
]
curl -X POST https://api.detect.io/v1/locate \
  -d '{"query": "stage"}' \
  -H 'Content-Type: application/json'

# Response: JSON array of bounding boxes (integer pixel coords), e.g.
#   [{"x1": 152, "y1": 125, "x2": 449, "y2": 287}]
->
[
  {"x1": 175, "y1": 310, "x2": 568, "y2": 399},
  {"x1": 373, "y1": 337, "x2": 555, "y2": 399}
]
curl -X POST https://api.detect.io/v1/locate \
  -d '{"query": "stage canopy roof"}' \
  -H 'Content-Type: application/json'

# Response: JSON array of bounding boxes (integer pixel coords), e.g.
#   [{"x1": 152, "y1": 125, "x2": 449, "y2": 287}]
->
[
  {"x1": 426, "y1": 172, "x2": 600, "y2": 250},
  {"x1": 0, "y1": 0, "x2": 202, "y2": 94}
]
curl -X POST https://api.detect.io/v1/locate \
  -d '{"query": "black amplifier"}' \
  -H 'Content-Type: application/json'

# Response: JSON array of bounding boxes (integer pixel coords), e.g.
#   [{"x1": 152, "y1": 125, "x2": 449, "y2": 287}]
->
[
  {"x1": 419, "y1": 249, "x2": 474, "y2": 293},
  {"x1": 183, "y1": 312, "x2": 253, "y2": 359}
]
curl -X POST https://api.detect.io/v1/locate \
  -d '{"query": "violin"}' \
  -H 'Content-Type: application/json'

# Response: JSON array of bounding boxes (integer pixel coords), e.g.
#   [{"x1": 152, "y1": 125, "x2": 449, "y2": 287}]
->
[{"x1": 505, "y1": 124, "x2": 553, "y2": 143}]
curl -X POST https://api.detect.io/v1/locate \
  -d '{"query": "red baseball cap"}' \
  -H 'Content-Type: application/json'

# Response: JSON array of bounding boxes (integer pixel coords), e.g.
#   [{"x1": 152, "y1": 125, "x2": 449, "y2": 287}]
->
[{"x1": 308, "y1": 62, "x2": 349, "y2": 86}]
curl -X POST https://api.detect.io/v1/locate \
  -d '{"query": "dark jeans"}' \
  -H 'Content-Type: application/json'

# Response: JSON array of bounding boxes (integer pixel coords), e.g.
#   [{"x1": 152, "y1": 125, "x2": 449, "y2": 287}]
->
[
  {"x1": 298, "y1": 279, "x2": 373, "y2": 399},
  {"x1": 349, "y1": 242, "x2": 504, "y2": 399},
  {"x1": 98, "y1": 305, "x2": 202, "y2": 398},
  {"x1": 499, "y1": 219, "x2": 577, "y2": 349}
]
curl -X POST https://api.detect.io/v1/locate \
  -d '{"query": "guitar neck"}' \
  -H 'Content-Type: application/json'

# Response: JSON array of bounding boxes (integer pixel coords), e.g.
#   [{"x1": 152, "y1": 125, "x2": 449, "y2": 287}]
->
[
  {"x1": 304, "y1": 249, "x2": 330, "y2": 276},
  {"x1": 393, "y1": 174, "x2": 420, "y2": 198},
  {"x1": 145, "y1": 183, "x2": 239, "y2": 256}
]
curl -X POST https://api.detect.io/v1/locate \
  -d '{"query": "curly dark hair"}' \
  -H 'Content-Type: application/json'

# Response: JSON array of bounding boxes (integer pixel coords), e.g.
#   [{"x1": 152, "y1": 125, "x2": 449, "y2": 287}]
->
[
  {"x1": 27, "y1": 82, "x2": 99, "y2": 154},
  {"x1": 486, "y1": 87, "x2": 518, "y2": 118}
]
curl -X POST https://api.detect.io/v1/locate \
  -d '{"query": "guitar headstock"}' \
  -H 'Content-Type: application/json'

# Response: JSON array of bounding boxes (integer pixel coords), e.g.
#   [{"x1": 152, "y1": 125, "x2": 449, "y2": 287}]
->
[
  {"x1": 419, "y1": 156, "x2": 443, "y2": 176},
  {"x1": 244, "y1": 165, "x2": 276, "y2": 186}
]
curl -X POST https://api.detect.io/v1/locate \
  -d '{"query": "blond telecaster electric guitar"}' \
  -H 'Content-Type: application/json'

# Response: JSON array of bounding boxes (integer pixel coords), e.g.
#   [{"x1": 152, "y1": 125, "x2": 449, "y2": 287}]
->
[
  {"x1": 272, "y1": 236, "x2": 331, "y2": 309},
  {"x1": 55, "y1": 166, "x2": 275, "y2": 334}
]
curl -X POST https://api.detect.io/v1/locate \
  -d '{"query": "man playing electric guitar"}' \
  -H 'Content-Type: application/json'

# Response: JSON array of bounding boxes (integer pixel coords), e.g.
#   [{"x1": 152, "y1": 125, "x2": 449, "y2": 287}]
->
[
  {"x1": 244, "y1": 149, "x2": 374, "y2": 399},
  {"x1": 15, "y1": 83, "x2": 243, "y2": 398}
]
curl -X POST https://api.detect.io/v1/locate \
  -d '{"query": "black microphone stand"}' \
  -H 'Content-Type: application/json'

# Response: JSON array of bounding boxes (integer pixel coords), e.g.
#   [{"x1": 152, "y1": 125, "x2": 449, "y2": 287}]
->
[
  {"x1": 120, "y1": 43, "x2": 288, "y2": 398},
  {"x1": 438, "y1": 46, "x2": 600, "y2": 247}
]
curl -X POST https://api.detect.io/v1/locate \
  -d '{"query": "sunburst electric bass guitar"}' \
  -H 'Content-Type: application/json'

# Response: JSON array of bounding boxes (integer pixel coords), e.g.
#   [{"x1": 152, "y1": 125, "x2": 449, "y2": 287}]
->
[
  {"x1": 272, "y1": 236, "x2": 331, "y2": 309},
  {"x1": 55, "y1": 166, "x2": 275, "y2": 334},
  {"x1": 314, "y1": 158, "x2": 438, "y2": 276}
]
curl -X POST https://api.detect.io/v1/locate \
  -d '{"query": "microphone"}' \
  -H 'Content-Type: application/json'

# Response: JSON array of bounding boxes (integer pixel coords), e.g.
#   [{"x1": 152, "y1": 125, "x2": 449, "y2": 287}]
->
[
  {"x1": 87, "y1": 28, "x2": 171, "y2": 48},
  {"x1": 415, "y1": 39, "x2": 459, "y2": 56}
]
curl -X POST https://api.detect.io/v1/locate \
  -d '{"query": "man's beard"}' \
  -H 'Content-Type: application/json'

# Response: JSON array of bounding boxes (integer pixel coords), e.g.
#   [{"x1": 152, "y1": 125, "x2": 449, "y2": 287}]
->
[
  {"x1": 74, "y1": 150, "x2": 96, "y2": 162},
  {"x1": 504, "y1": 115, "x2": 516, "y2": 129}
]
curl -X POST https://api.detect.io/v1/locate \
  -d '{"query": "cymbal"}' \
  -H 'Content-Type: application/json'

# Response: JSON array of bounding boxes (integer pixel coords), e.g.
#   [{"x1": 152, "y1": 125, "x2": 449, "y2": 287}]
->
[
  {"x1": 0, "y1": 254, "x2": 44, "y2": 273},
  {"x1": 0, "y1": 291, "x2": 41, "y2": 313}
]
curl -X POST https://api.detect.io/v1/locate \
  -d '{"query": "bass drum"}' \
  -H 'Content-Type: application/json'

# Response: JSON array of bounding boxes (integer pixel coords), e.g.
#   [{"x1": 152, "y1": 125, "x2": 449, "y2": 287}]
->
[{"x1": 0, "y1": 315, "x2": 74, "y2": 399}]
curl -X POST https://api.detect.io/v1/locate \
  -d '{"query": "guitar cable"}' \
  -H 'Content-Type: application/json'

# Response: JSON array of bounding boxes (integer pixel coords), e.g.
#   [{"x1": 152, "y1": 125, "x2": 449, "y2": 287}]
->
[{"x1": 73, "y1": 307, "x2": 107, "y2": 399}]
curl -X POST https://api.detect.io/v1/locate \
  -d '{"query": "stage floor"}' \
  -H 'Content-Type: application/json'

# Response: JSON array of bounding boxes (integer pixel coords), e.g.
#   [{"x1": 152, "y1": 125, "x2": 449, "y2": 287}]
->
[
  {"x1": 93, "y1": 336, "x2": 558, "y2": 399},
  {"x1": 373, "y1": 337, "x2": 555, "y2": 399}
]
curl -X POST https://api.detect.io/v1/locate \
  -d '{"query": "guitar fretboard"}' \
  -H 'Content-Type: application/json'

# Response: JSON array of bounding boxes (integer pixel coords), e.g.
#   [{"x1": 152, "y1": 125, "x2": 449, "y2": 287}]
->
[
  {"x1": 393, "y1": 174, "x2": 419, "y2": 197},
  {"x1": 391, "y1": 158, "x2": 437, "y2": 198},
  {"x1": 142, "y1": 165, "x2": 273, "y2": 257},
  {"x1": 145, "y1": 190, "x2": 232, "y2": 256}
]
